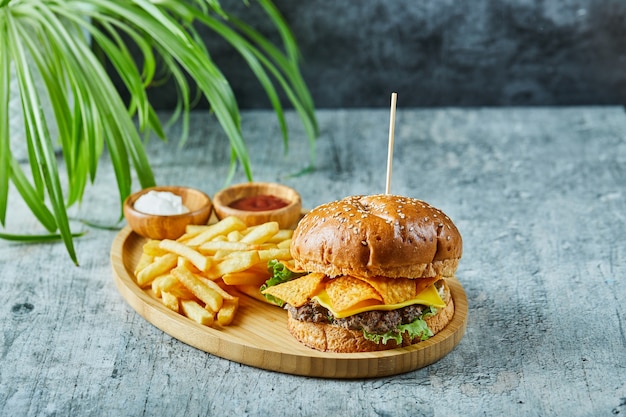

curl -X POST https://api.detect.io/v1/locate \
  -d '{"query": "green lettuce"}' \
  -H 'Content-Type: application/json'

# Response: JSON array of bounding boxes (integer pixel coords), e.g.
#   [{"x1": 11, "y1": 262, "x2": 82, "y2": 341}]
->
[
  {"x1": 362, "y1": 307, "x2": 438, "y2": 345},
  {"x1": 260, "y1": 260, "x2": 306, "y2": 306}
]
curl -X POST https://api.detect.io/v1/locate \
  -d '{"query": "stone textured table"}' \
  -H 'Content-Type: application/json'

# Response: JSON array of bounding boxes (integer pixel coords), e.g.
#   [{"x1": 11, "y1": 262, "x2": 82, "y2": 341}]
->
[{"x1": 1, "y1": 106, "x2": 625, "y2": 416}]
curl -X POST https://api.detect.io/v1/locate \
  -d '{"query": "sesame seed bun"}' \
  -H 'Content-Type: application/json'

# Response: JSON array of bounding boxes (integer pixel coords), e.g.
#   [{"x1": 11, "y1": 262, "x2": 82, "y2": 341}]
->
[{"x1": 290, "y1": 194, "x2": 462, "y2": 279}]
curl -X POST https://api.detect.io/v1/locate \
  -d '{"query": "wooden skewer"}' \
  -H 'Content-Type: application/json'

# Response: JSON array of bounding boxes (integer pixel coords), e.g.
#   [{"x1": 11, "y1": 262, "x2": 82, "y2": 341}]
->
[{"x1": 385, "y1": 92, "x2": 398, "y2": 195}]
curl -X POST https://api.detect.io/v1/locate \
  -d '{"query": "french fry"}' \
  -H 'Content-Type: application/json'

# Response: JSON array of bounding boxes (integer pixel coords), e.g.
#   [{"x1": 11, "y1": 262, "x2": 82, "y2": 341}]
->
[
  {"x1": 159, "y1": 239, "x2": 210, "y2": 272},
  {"x1": 240, "y1": 221, "x2": 279, "y2": 244},
  {"x1": 181, "y1": 300, "x2": 214, "y2": 326},
  {"x1": 150, "y1": 276, "x2": 164, "y2": 297},
  {"x1": 198, "y1": 277, "x2": 237, "y2": 300},
  {"x1": 217, "y1": 298, "x2": 239, "y2": 326},
  {"x1": 222, "y1": 270, "x2": 270, "y2": 286},
  {"x1": 235, "y1": 284, "x2": 271, "y2": 303},
  {"x1": 227, "y1": 230, "x2": 246, "y2": 242},
  {"x1": 267, "y1": 229, "x2": 293, "y2": 243},
  {"x1": 136, "y1": 253, "x2": 178, "y2": 287},
  {"x1": 161, "y1": 291, "x2": 180, "y2": 312},
  {"x1": 247, "y1": 261, "x2": 273, "y2": 274},
  {"x1": 205, "y1": 250, "x2": 260, "y2": 279},
  {"x1": 152, "y1": 274, "x2": 173, "y2": 297},
  {"x1": 172, "y1": 265, "x2": 223, "y2": 312},
  {"x1": 211, "y1": 250, "x2": 231, "y2": 260},
  {"x1": 177, "y1": 224, "x2": 212, "y2": 242},
  {"x1": 152, "y1": 273, "x2": 195, "y2": 299},
  {"x1": 142, "y1": 240, "x2": 170, "y2": 257},
  {"x1": 258, "y1": 247, "x2": 292, "y2": 263},
  {"x1": 134, "y1": 252, "x2": 154, "y2": 275},
  {"x1": 185, "y1": 216, "x2": 247, "y2": 246},
  {"x1": 198, "y1": 240, "x2": 256, "y2": 255},
  {"x1": 184, "y1": 224, "x2": 209, "y2": 234},
  {"x1": 135, "y1": 217, "x2": 297, "y2": 328},
  {"x1": 177, "y1": 257, "x2": 204, "y2": 275},
  {"x1": 276, "y1": 238, "x2": 292, "y2": 249}
]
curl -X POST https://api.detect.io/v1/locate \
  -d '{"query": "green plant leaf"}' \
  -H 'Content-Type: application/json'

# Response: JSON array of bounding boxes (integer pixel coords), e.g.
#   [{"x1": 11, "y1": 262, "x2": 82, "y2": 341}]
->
[
  {"x1": 230, "y1": 12, "x2": 317, "y2": 126},
  {"x1": 1, "y1": 0, "x2": 318, "y2": 264},
  {"x1": 10, "y1": 158, "x2": 57, "y2": 232},
  {"x1": 8, "y1": 11, "x2": 79, "y2": 265},
  {"x1": 138, "y1": 11, "x2": 252, "y2": 178},
  {"x1": 256, "y1": 0, "x2": 300, "y2": 63},
  {"x1": 0, "y1": 13, "x2": 10, "y2": 226},
  {"x1": 226, "y1": 14, "x2": 318, "y2": 165},
  {"x1": 83, "y1": 17, "x2": 154, "y2": 133},
  {"x1": 193, "y1": 10, "x2": 289, "y2": 152},
  {"x1": 0, "y1": 231, "x2": 86, "y2": 242}
]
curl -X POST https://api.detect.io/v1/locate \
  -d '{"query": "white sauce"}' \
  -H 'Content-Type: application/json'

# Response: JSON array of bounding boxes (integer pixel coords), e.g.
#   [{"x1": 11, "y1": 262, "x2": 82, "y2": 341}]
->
[{"x1": 133, "y1": 190, "x2": 189, "y2": 215}]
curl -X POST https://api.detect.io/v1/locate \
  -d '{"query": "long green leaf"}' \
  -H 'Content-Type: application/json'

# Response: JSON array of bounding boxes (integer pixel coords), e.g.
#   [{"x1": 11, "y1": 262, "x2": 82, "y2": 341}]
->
[
  {"x1": 21, "y1": 20, "x2": 85, "y2": 205},
  {"x1": 0, "y1": 231, "x2": 86, "y2": 242},
  {"x1": 0, "y1": 10, "x2": 10, "y2": 226},
  {"x1": 23, "y1": 9, "x2": 92, "y2": 207},
  {"x1": 159, "y1": 53, "x2": 191, "y2": 146},
  {"x1": 8, "y1": 11, "x2": 78, "y2": 265},
  {"x1": 229, "y1": 15, "x2": 318, "y2": 129},
  {"x1": 183, "y1": 2, "x2": 318, "y2": 166},
  {"x1": 192, "y1": 10, "x2": 289, "y2": 149},
  {"x1": 91, "y1": 1, "x2": 252, "y2": 179},
  {"x1": 9, "y1": 158, "x2": 57, "y2": 232},
  {"x1": 78, "y1": 16, "x2": 153, "y2": 133},
  {"x1": 39, "y1": 4, "x2": 154, "y2": 202},
  {"x1": 256, "y1": 0, "x2": 300, "y2": 63},
  {"x1": 1, "y1": 0, "x2": 318, "y2": 264},
  {"x1": 207, "y1": 13, "x2": 317, "y2": 165},
  {"x1": 16, "y1": 8, "x2": 89, "y2": 208}
]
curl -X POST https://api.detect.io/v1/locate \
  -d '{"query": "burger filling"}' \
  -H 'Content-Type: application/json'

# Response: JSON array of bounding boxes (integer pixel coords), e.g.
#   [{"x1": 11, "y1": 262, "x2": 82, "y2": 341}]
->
[
  {"x1": 288, "y1": 301, "x2": 433, "y2": 334},
  {"x1": 262, "y1": 261, "x2": 447, "y2": 345}
]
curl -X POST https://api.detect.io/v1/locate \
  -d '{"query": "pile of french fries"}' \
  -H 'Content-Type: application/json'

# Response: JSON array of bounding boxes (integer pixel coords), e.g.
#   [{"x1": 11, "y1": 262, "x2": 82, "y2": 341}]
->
[{"x1": 133, "y1": 216, "x2": 294, "y2": 327}]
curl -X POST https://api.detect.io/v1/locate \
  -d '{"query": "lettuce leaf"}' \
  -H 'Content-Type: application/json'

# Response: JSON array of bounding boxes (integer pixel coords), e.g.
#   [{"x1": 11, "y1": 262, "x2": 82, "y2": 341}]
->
[
  {"x1": 362, "y1": 307, "x2": 438, "y2": 345},
  {"x1": 260, "y1": 259, "x2": 306, "y2": 306}
]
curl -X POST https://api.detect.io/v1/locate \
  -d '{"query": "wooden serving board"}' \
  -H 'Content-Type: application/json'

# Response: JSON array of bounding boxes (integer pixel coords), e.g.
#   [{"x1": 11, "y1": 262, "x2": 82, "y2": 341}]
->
[{"x1": 110, "y1": 226, "x2": 468, "y2": 379}]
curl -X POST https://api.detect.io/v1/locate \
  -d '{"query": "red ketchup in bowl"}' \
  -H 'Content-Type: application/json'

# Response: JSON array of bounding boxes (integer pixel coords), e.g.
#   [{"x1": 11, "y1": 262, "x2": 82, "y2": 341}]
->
[{"x1": 228, "y1": 195, "x2": 290, "y2": 212}]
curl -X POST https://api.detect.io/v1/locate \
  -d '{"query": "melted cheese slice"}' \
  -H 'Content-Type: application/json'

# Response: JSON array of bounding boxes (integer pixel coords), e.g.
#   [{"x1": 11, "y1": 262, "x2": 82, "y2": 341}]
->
[{"x1": 312, "y1": 283, "x2": 446, "y2": 319}]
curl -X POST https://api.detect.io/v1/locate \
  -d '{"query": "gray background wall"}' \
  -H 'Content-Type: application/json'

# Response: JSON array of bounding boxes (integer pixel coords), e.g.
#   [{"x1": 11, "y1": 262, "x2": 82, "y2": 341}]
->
[{"x1": 146, "y1": 0, "x2": 626, "y2": 109}]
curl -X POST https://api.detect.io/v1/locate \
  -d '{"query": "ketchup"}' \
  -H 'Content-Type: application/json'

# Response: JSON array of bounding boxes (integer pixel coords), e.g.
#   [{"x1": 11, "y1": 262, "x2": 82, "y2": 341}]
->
[{"x1": 228, "y1": 194, "x2": 290, "y2": 211}]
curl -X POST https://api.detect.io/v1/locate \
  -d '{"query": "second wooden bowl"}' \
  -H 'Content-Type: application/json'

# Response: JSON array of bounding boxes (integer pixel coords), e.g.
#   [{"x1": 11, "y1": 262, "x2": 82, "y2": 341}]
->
[{"x1": 212, "y1": 182, "x2": 302, "y2": 229}]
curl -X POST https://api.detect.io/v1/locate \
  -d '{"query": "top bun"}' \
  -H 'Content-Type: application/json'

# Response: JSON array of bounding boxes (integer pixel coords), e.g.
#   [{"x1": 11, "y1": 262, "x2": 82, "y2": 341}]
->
[{"x1": 290, "y1": 194, "x2": 462, "y2": 279}]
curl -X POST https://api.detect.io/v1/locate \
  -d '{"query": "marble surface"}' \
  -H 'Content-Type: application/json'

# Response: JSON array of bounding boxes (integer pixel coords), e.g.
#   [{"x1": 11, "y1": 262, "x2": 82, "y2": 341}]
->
[{"x1": 1, "y1": 106, "x2": 625, "y2": 416}]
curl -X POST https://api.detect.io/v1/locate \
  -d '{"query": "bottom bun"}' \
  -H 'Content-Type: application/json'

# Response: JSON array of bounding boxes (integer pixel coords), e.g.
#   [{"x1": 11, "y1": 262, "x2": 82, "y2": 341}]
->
[{"x1": 287, "y1": 296, "x2": 455, "y2": 353}]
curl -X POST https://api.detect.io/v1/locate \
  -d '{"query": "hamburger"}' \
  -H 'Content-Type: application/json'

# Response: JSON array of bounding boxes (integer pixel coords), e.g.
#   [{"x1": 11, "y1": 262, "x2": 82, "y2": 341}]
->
[{"x1": 261, "y1": 194, "x2": 462, "y2": 353}]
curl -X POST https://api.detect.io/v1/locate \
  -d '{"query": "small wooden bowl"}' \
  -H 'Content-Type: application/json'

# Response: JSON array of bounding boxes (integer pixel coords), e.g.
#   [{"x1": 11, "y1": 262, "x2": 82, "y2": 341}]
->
[
  {"x1": 123, "y1": 186, "x2": 212, "y2": 240},
  {"x1": 212, "y1": 182, "x2": 302, "y2": 229}
]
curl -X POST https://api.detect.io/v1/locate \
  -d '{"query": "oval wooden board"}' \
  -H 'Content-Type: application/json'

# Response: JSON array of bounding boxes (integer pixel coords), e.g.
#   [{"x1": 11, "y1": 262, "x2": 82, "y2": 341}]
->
[{"x1": 111, "y1": 226, "x2": 468, "y2": 379}]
